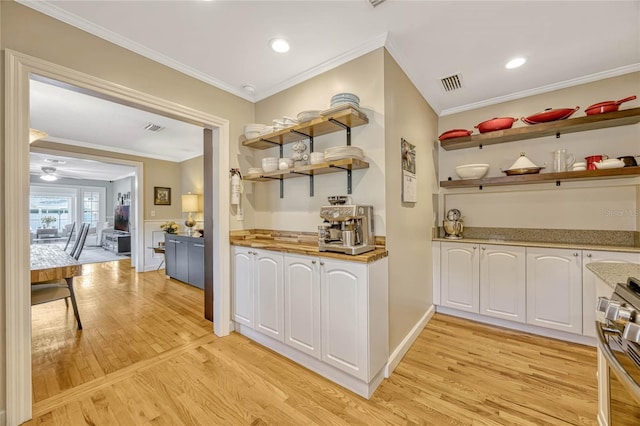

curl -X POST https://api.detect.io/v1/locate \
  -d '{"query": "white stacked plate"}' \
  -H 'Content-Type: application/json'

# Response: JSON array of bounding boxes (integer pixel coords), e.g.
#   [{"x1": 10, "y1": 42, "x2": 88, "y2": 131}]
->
[
  {"x1": 330, "y1": 92, "x2": 360, "y2": 107},
  {"x1": 247, "y1": 167, "x2": 263, "y2": 176},
  {"x1": 244, "y1": 123, "x2": 268, "y2": 139},
  {"x1": 282, "y1": 116, "x2": 298, "y2": 126},
  {"x1": 258, "y1": 126, "x2": 274, "y2": 136},
  {"x1": 321, "y1": 103, "x2": 363, "y2": 117},
  {"x1": 297, "y1": 110, "x2": 322, "y2": 123},
  {"x1": 324, "y1": 146, "x2": 364, "y2": 161}
]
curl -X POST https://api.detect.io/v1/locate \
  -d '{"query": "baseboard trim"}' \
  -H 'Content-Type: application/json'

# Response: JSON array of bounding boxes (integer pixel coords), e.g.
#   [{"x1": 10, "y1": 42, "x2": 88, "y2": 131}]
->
[
  {"x1": 436, "y1": 306, "x2": 596, "y2": 347},
  {"x1": 385, "y1": 305, "x2": 435, "y2": 378}
]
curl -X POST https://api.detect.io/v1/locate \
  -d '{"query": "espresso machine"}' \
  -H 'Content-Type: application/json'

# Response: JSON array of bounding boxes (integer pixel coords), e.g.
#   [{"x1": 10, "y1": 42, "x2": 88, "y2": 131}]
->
[
  {"x1": 443, "y1": 208, "x2": 464, "y2": 239},
  {"x1": 318, "y1": 197, "x2": 375, "y2": 255}
]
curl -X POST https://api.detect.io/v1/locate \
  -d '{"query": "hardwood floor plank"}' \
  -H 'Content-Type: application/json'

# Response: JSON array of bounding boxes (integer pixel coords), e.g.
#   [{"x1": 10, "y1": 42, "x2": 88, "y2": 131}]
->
[{"x1": 29, "y1": 259, "x2": 598, "y2": 425}]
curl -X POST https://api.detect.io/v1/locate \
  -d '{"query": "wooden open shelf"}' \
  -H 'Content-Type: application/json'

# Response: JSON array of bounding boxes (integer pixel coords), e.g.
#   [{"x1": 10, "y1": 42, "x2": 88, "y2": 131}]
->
[
  {"x1": 440, "y1": 166, "x2": 640, "y2": 189},
  {"x1": 242, "y1": 107, "x2": 368, "y2": 150},
  {"x1": 244, "y1": 158, "x2": 369, "y2": 182},
  {"x1": 440, "y1": 107, "x2": 640, "y2": 151}
]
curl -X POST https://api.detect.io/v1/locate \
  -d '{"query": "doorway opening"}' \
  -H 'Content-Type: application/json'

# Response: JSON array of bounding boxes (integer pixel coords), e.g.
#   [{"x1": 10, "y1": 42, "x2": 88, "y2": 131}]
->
[{"x1": 5, "y1": 49, "x2": 231, "y2": 425}]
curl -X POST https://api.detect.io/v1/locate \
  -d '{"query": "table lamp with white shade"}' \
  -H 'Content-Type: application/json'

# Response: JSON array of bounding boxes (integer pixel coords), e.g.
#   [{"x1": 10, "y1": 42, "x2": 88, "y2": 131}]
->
[{"x1": 181, "y1": 193, "x2": 199, "y2": 235}]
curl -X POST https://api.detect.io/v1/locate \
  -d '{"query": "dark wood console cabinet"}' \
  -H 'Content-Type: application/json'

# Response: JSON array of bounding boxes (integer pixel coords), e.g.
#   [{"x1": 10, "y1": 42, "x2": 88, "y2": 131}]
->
[{"x1": 164, "y1": 234, "x2": 204, "y2": 289}]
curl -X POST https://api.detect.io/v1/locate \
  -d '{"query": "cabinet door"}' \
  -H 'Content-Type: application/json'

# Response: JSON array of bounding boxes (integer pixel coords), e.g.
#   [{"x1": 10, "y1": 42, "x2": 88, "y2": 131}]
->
[
  {"x1": 232, "y1": 247, "x2": 254, "y2": 328},
  {"x1": 254, "y1": 249, "x2": 284, "y2": 342},
  {"x1": 440, "y1": 242, "x2": 479, "y2": 313},
  {"x1": 320, "y1": 258, "x2": 368, "y2": 380},
  {"x1": 582, "y1": 251, "x2": 640, "y2": 338},
  {"x1": 283, "y1": 254, "x2": 321, "y2": 359},
  {"x1": 175, "y1": 239, "x2": 190, "y2": 283},
  {"x1": 165, "y1": 237, "x2": 177, "y2": 278},
  {"x1": 188, "y1": 241, "x2": 205, "y2": 289},
  {"x1": 480, "y1": 244, "x2": 526, "y2": 323},
  {"x1": 526, "y1": 247, "x2": 582, "y2": 334}
]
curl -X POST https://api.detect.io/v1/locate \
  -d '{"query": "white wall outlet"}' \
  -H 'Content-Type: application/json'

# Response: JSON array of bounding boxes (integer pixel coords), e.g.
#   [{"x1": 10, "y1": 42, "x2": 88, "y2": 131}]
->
[
  {"x1": 237, "y1": 207, "x2": 244, "y2": 221},
  {"x1": 151, "y1": 210, "x2": 155, "y2": 217}
]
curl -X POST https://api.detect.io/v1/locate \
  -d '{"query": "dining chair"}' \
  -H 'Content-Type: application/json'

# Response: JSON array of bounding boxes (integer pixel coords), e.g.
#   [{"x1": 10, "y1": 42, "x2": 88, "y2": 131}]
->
[
  {"x1": 63, "y1": 222, "x2": 76, "y2": 251},
  {"x1": 31, "y1": 223, "x2": 90, "y2": 330},
  {"x1": 68, "y1": 223, "x2": 89, "y2": 258}
]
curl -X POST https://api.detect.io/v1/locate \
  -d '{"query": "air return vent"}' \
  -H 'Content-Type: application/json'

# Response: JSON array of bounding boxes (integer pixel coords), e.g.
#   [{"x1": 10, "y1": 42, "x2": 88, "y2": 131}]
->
[
  {"x1": 368, "y1": 0, "x2": 386, "y2": 7},
  {"x1": 144, "y1": 122, "x2": 165, "y2": 132},
  {"x1": 440, "y1": 73, "x2": 463, "y2": 92}
]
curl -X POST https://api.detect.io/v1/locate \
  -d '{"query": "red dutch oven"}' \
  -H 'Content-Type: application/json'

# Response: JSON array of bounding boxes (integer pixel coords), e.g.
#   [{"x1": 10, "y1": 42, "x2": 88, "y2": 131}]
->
[
  {"x1": 438, "y1": 129, "x2": 473, "y2": 141},
  {"x1": 474, "y1": 117, "x2": 518, "y2": 133},
  {"x1": 585, "y1": 95, "x2": 636, "y2": 115},
  {"x1": 522, "y1": 107, "x2": 580, "y2": 125}
]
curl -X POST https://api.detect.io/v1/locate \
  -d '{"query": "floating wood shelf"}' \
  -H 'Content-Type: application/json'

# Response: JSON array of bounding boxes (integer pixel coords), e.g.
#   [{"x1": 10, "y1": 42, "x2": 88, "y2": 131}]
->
[
  {"x1": 242, "y1": 108, "x2": 368, "y2": 150},
  {"x1": 244, "y1": 158, "x2": 369, "y2": 182},
  {"x1": 440, "y1": 166, "x2": 640, "y2": 189},
  {"x1": 440, "y1": 107, "x2": 640, "y2": 151}
]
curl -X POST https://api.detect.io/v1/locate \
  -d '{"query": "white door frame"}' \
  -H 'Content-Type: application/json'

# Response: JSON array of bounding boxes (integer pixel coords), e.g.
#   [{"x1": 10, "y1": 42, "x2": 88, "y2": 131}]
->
[{"x1": 4, "y1": 49, "x2": 231, "y2": 425}]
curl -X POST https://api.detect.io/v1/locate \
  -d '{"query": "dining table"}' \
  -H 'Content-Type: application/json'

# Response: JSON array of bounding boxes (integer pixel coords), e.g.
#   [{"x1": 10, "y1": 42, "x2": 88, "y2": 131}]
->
[{"x1": 30, "y1": 244, "x2": 83, "y2": 328}]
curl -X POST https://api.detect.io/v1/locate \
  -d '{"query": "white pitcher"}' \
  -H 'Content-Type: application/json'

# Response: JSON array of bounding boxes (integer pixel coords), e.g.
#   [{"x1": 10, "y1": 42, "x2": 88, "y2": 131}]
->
[{"x1": 552, "y1": 149, "x2": 575, "y2": 172}]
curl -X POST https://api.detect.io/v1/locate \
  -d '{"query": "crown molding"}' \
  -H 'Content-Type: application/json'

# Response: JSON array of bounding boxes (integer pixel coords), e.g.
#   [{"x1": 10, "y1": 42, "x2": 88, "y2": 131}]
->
[
  {"x1": 17, "y1": 0, "x2": 255, "y2": 102},
  {"x1": 440, "y1": 63, "x2": 640, "y2": 116},
  {"x1": 254, "y1": 32, "x2": 388, "y2": 101}
]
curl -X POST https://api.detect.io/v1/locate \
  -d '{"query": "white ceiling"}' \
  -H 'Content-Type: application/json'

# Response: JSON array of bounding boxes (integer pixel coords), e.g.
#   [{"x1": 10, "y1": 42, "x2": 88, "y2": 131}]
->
[
  {"x1": 20, "y1": 0, "x2": 640, "y2": 115},
  {"x1": 30, "y1": 151, "x2": 136, "y2": 182},
  {"x1": 21, "y1": 0, "x2": 640, "y2": 180}
]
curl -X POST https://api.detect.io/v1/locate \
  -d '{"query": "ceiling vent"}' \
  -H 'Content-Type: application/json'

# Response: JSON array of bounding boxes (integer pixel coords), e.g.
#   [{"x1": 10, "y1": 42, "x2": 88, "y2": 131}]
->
[
  {"x1": 144, "y1": 122, "x2": 165, "y2": 132},
  {"x1": 367, "y1": 0, "x2": 386, "y2": 7},
  {"x1": 440, "y1": 73, "x2": 463, "y2": 92}
]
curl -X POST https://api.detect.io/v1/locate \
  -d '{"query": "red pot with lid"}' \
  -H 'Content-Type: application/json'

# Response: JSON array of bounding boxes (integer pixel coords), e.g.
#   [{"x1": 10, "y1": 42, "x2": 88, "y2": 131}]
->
[
  {"x1": 521, "y1": 107, "x2": 580, "y2": 125},
  {"x1": 474, "y1": 117, "x2": 518, "y2": 133},
  {"x1": 585, "y1": 95, "x2": 636, "y2": 115}
]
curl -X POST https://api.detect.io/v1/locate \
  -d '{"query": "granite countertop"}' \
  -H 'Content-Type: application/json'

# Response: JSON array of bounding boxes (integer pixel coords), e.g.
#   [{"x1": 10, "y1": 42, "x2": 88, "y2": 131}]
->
[
  {"x1": 230, "y1": 238, "x2": 388, "y2": 263},
  {"x1": 586, "y1": 263, "x2": 640, "y2": 289},
  {"x1": 433, "y1": 237, "x2": 640, "y2": 254}
]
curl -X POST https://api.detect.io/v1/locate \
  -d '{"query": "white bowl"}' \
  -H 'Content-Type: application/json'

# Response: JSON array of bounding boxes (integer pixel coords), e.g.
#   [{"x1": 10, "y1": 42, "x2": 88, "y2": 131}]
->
[
  {"x1": 573, "y1": 162, "x2": 587, "y2": 168},
  {"x1": 593, "y1": 159, "x2": 625, "y2": 169},
  {"x1": 278, "y1": 158, "x2": 294, "y2": 170},
  {"x1": 572, "y1": 167, "x2": 587, "y2": 171},
  {"x1": 455, "y1": 164, "x2": 490, "y2": 180},
  {"x1": 262, "y1": 157, "x2": 278, "y2": 172}
]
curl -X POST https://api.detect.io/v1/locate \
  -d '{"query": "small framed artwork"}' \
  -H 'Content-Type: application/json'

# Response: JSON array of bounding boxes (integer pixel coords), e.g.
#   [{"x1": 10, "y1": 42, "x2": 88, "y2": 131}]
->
[
  {"x1": 401, "y1": 138, "x2": 417, "y2": 203},
  {"x1": 154, "y1": 187, "x2": 171, "y2": 205}
]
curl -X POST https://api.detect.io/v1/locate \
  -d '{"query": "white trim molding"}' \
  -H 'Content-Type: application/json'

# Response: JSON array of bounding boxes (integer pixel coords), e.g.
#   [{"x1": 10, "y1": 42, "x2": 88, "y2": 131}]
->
[
  {"x1": 4, "y1": 48, "x2": 231, "y2": 424},
  {"x1": 384, "y1": 305, "x2": 435, "y2": 378}
]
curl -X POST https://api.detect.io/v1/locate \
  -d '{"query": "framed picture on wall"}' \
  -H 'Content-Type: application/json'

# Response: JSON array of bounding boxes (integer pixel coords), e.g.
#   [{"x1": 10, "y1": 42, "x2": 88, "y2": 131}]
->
[{"x1": 154, "y1": 187, "x2": 171, "y2": 205}]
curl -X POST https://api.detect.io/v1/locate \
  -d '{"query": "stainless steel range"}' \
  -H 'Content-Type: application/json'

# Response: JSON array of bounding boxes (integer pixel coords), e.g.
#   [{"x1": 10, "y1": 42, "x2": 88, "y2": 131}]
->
[{"x1": 596, "y1": 277, "x2": 640, "y2": 425}]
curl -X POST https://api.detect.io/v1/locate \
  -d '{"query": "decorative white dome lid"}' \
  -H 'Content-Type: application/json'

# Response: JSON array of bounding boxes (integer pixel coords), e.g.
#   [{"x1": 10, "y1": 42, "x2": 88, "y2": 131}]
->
[{"x1": 508, "y1": 152, "x2": 540, "y2": 170}]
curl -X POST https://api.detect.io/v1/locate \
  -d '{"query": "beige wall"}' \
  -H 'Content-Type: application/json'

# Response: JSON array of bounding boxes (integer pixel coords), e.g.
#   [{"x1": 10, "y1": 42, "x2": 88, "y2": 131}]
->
[
  {"x1": 1, "y1": 1, "x2": 255, "y2": 414},
  {"x1": 383, "y1": 50, "x2": 438, "y2": 352},
  {"x1": 253, "y1": 49, "x2": 386, "y2": 234},
  {"x1": 438, "y1": 73, "x2": 640, "y2": 230}
]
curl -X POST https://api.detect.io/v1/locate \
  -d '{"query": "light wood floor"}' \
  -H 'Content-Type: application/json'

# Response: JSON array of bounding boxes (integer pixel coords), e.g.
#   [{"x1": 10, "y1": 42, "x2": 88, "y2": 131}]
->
[{"x1": 29, "y1": 259, "x2": 598, "y2": 425}]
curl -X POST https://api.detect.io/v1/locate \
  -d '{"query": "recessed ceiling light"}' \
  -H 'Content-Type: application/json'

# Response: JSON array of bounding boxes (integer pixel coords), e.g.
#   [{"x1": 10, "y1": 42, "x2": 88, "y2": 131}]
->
[
  {"x1": 506, "y1": 57, "x2": 526, "y2": 69},
  {"x1": 243, "y1": 84, "x2": 256, "y2": 94},
  {"x1": 269, "y1": 38, "x2": 290, "y2": 53}
]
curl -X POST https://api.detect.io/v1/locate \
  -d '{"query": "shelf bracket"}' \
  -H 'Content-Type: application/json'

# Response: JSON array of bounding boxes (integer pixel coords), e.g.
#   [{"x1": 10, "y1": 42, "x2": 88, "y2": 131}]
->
[
  {"x1": 262, "y1": 176, "x2": 284, "y2": 198},
  {"x1": 290, "y1": 129, "x2": 311, "y2": 139},
  {"x1": 330, "y1": 165, "x2": 352, "y2": 194},
  {"x1": 556, "y1": 132, "x2": 561, "y2": 138},
  {"x1": 329, "y1": 119, "x2": 351, "y2": 146},
  {"x1": 259, "y1": 138, "x2": 281, "y2": 147},
  {"x1": 556, "y1": 180, "x2": 561, "y2": 186},
  {"x1": 479, "y1": 144, "x2": 483, "y2": 150},
  {"x1": 479, "y1": 185, "x2": 483, "y2": 191}
]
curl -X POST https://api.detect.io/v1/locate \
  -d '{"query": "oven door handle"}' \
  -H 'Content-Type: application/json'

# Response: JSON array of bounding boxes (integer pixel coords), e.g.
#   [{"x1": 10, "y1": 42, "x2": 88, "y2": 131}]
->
[{"x1": 596, "y1": 321, "x2": 640, "y2": 404}]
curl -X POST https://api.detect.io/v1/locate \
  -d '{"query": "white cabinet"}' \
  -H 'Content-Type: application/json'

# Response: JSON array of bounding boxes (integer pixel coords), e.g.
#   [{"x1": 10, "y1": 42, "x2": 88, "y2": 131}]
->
[
  {"x1": 232, "y1": 247, "x2": 254, "y2": 328},
  {"x1": 283, "y1": 254, "x2": 321, "y2": 359},
  {"x1": 526, "y1": 247, "x2": 583, "y2": 334},
  {"x1": 479, "y1": 244, "x2": 526, "y2": 323},
  {"x1": 232, "y1": 247, "x2": 284, "y2": 342},
  {"x1": 441, "y1": 242, "x2": 479, "y2": 313},
  {"x1": 582, "y1": 250, "x2": 640, "y2": 338}
]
